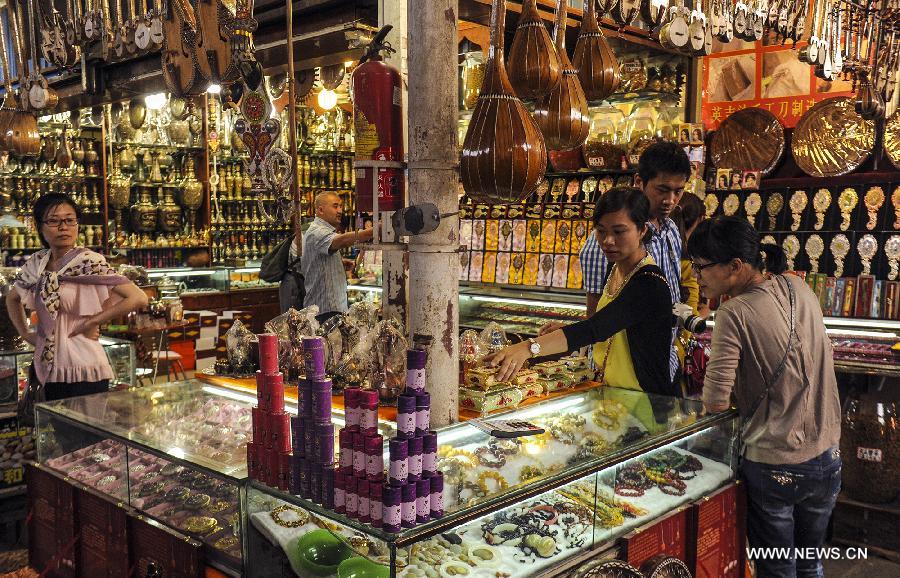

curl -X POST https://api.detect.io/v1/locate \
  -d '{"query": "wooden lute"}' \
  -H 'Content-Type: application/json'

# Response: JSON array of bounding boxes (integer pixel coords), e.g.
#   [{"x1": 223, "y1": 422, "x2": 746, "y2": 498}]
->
[
  {"x1": 195, "y1": 0, "x2": 238, "y2": 83},
  {"x1": 161, "y1": 0, "x2": 207, "y2": 96}
]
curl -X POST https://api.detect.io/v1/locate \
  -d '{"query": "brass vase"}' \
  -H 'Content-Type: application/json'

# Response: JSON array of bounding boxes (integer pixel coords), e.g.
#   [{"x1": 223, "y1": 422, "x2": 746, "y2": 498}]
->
[
  {"x1": 130, "y1": 189, "x2": 157, "y2": 233},
  {"x1": 180, "y1": 157, "x2": 204, "y2": 232},
  {"x1": 108, "y1": 150, "x2": 132, "y2": 230},
  {"x1": 158, "y1": 188, "x2": 183, "y2": 233}
]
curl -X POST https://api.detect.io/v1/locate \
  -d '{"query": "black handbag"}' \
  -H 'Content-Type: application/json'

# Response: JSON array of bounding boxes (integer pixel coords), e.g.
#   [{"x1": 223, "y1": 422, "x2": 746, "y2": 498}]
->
[{"x1": 259, "y1": 236, "x2": 293, "y2": 283}]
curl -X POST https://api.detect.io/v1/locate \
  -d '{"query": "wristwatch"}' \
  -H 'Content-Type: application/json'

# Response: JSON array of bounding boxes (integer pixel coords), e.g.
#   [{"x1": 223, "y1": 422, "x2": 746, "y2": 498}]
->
[{"x1": 527, "y1": 338, "x2": 541, "y2": 358}]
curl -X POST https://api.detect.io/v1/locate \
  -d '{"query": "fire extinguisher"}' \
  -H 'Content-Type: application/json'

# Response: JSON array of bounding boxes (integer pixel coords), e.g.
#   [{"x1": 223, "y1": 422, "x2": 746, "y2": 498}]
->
[{"x1": 351, "y1": 25, "x2": 404, "y2": 213}]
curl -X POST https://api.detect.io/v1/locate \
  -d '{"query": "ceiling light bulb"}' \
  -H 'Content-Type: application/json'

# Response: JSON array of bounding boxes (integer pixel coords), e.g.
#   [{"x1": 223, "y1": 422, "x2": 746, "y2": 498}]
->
[
  {"x1": 144, "y1": 92, "x2": 168, "y2": 110},
  {"x1": 207, "y1": 83, "x2": 222, "y2": 95},
  {"x1": 318, "y1": 89, "x2": 338, "y2": 110}
]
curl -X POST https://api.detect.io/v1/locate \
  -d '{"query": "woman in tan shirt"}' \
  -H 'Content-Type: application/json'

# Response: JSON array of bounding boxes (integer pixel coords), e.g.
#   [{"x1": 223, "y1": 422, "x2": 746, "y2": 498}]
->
[{"x1": 687, "y1": 216, "x2": 840, "y2": 578}]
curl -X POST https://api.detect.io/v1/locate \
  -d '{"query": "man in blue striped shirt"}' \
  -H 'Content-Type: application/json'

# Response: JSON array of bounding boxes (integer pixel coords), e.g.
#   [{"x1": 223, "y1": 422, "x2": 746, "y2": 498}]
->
[{"x1": 579, "y1": 142, "x2": 691, "y2": 383}]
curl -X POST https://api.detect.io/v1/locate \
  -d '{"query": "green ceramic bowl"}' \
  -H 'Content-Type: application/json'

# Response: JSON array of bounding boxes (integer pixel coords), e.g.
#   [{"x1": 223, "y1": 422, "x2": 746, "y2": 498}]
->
[
  {"x1": 295, "y1": 529, "x2": 353, "y2": 576},
  {"x1": 337, "y1": 557, "x2": 390, "y2": 578}
]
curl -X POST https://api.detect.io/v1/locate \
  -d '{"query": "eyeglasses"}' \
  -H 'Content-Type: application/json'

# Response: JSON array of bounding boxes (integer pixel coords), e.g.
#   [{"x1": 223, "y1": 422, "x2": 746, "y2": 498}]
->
[
  {"x1": 43, "y1": 218, "x2": 79, "y2": 228},
  {"x1": 691, "y1": 261, "x2": 722, "y2": 274}
]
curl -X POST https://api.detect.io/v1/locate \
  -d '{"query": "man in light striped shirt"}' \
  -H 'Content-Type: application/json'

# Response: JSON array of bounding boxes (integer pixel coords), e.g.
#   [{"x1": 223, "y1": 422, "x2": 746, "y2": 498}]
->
[
  {"x1": 301, "y1": 192, "x2": 373, "y2": 323},
  {"x1": 579, "y1": 141, "x2": 691, "y2": 383}
]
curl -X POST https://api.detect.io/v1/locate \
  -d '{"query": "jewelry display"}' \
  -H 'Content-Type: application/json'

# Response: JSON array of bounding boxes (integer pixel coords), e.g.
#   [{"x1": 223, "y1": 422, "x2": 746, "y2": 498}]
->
[
  {"x1": 214, "y1": 536, "x2": 240, "y2": 551},
  {"x1": 783, "y1": 235, "x2": 800, "y2": 271},
  {"x1": 518, "y1": 465, "x2": 544, "y2": 483},
  {"x1": 766, "y1": 192, "x2": 784, "y2": 230},
  {"x1": 789, "y1": 190, "x2": 808, "y2": 231},
  {"x1": 864, "y1": 186, "x2": 885, "y2": 230},
  {"x1": 704, "y1": 194, "x2": 718, "y2": 218},
  {"x1": 805, "y1": 234, "x2": 824, "y2": 274},
  {"x1": 830, "y1": 234, "x2": 851, "y2": 277},
  {"x1": 886, "y1": 236, "x2": 900, "y2": 280},
  {"x1": 270, "y1": 504, "x2": 310, "y2": 528},
  {"x1": 760, "y1": 235, "x2": 777, "y2": 246},
  {"x1": 838, "y1": 188, "x2": 858, "y2": 231},
  {"x1": 185, "y1": 493, "x2": 212, "y2": 510},
  {"x1": 477, "y1": 471, "x2": 509, "y2": 494},
  {"x1": 812, "y1": 188, "x2": 831, "y2": 230},
  {"x1": 744, "y1": 192, "x2": 762, "y2": 226},
  {"x1": 893, "y1": 186, "x2": 900, "y2": 229},
  {"x1": 722, "y1": 193, "x2": 740, "y2": 216},
  {"x1": 181, "y1": 515, "x2": 220, "y2": 535},
  {"x1": 474, "y1": 447, "x2": 507, "y2": 469},
  {"x1": 857, "y1": 234, "x2": 878, "y2": 276}
]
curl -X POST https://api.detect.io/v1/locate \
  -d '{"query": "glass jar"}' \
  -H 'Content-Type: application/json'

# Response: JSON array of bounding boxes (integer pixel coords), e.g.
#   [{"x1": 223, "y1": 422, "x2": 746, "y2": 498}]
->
[
  {"x1": 841, "y1": 394, "x2": 899, "y2": 503},
  {"x1": 459, "y1": 51, "x2": 485, "y2": 111},
  {"x1": 582, "y1": 106, "x2": 627, "y2": 170}
]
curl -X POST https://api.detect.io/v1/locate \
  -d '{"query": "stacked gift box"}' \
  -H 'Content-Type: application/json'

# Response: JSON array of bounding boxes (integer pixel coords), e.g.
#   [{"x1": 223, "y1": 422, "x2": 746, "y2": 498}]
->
[
  {"x1": 247, "y1": 333, "x2": 291, "y2": 490},
  {"x1": 290, "y1": 336, "x2": 337, "y2": 506},
  {"x1": 335, "y1": 348, "x2": 444, "y2": 532}
]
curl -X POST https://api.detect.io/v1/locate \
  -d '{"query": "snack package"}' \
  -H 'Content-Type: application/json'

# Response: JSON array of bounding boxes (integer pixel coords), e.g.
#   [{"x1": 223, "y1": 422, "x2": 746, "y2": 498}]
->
[{"x1": 225, "y1": 319, "x2": 257, "y2": 375}]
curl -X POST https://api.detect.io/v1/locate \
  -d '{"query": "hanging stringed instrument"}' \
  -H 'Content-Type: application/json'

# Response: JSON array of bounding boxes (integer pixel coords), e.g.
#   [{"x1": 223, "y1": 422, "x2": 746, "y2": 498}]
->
[
  {"x1": 161, "y1": 0, "x2": 208, "y2": 96},
  {"x1": 573, "y1": 0, "x2": 619, "y2": 101},
  {"x1": 4, "y1": 0, "x2": 40, "y2": 154},
  {"x1": 507, "y1": 0, "x2": 561, "y2": 101},
  {"x1": 231, "y1": 0, "x2": 262, "y2": 89},
  {"x1": 39, "y1": 0, "x2": 78, "y2": 67},
  {"x1": 195, "y1": 0, "x2": 239, "y2": 83}
]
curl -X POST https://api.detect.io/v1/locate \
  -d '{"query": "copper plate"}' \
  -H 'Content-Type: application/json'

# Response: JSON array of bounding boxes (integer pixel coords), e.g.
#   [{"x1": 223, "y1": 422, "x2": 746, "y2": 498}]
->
[
  {"x1": 886, "y1": 110, "x2": 900, "y2": 170},
  {"x1": 791, "y1": 97, "x2": 875, "y2": 177},
  {"x1": 709, "y1": 107, "x2": 785, "y2": 175}
]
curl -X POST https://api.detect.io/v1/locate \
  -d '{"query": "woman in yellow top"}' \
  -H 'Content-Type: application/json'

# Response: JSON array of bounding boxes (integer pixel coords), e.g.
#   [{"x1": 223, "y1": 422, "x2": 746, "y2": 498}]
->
[{"x1": 486, "y1": 188, "x2": 679, "y2": 423}]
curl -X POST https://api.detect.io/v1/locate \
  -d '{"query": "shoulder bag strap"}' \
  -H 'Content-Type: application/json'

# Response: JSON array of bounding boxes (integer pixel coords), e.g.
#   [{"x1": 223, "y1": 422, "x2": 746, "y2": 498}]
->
[{"x1": 740, "y1": 275, "x2": 796, "y2": 449}]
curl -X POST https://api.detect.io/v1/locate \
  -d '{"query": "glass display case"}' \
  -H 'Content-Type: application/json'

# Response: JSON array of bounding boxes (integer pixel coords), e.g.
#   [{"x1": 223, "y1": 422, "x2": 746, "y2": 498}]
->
[
  {"x1": 33, "y1": 379, "x2": 398, "y2": 575},
  {"x1": 145, "y1": 266, "x2": 278, "y2": 297},
  {"x1": 245, "y1": 387, "x2": 738, "y2": 577},
  {"x1": 0, "y1": 336, "x2": 135, "y2": 409},
  {"x1": 35, "y1": 381, "x2": 252, "y2": 573}
]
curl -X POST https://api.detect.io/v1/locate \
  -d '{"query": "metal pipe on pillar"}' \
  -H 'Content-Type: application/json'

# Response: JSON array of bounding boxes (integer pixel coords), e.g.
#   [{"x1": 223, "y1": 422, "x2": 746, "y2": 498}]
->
[
  {"x1": 406, "y1": 0, "x2": 460, "y2": 426},
  {"x1": 286, "y1": 0, "x2": 301, "y2": 250}
]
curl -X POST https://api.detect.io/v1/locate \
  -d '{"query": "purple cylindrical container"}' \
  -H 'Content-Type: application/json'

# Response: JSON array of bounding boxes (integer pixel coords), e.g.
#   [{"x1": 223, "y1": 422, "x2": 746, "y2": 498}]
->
[
  {"x1": 339, "y1": 428, "x2": 353, "y2": 473},
  {"x1": 415, "y1": 392, "x2": 431, "y2": 436},
  {"x1": 311, "y1": 379, "x2": 333, "y2": 422},
  {"x1": 345, "y1": 475, "x2": 358, "y2": 518},
  {"x1": 352, "y1": 432, "x2": 366, "y2": 478},
  {"x1": 396, "y1": 394, "x2": 416, "y2": 439},
  {"x1": 343, "y1": 387, "x2": 361, "y2": 431},
  {"x1": 365, "y1": 435, "x2": 385, "y2": 482},
  {"x1": 334, "y1": 470, "x2": 346, "y2": 514},
  {"x1": 406, "y1": 349, "x2": 427, "y2": 393},
  {"x1": 388, "y1": 439, "x2": 408, "y2": 486},
  {"x1": 299, "y1": 459, "x2": 312, "y2": 499},
  {"x1": 357, "y1": 479, "x2": 370, "y2": 523},
  {"x1": 370, "y1": 482, "x2": 383, "y2": 528},
  {"x1": 358, "y1": 390, "x2": 379, "y2": 435},
  {"x1": 416, "y1": 478, "x2": 431, "y2": 523},
  {"x1": 291, "y1": 416, "x2": 304, "y2": 457},
  {"x1": 258, "y1": 333, "x2": 279, "y2": 374},
  {"x1": 290, "y1": 455, "x2": 301, "y2": 494},
  {"x1": 382, "y1": 485, "x2": 401, "y2": 532},
  {"x1": 430, "y1": 472, "x2": 444, "y2": 518},
  {"x1": 311, "y1": 468, "x2": 322, "y2": 504},
  {"x1": 316, "y1": 422, "x2": 335, "y2": 465},
  {"x1": 304, "y1": 421, "x2": 316, "y2": 459},
  {"x1": 298, "y1": 378, "x2": 313, "y2": 418},
  {"x1": 407, "y1": 436, "x2": 423, "y2": 482},
  {"x1": 322, "y1": 466, "x2": 335, "y2": 509},
  {"x1": 422, "y1": 431, "x2": 438, "y2": 477},
  {"x1": 302, "y1": 336, "x2": 326, "y2": 379},
  {"x1": 401, "y1": 482, "x2": 417, "y2": 528}
]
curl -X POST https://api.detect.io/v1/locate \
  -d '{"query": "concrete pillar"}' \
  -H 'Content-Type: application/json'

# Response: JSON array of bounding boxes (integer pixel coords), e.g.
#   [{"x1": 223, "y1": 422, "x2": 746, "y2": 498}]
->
[
  {"x1": 379, "y1": 0, "x2": 409, "y2": 326},
  {"x1": 406, "y1": 0, "x2": 460, "y2": 426}
]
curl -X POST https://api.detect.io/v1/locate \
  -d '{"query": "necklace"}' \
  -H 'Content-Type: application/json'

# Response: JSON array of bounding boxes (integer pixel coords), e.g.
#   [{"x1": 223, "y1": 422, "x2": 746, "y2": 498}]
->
[{"x1": 597, "y1": 253, "x2": 652, "y2": 383}]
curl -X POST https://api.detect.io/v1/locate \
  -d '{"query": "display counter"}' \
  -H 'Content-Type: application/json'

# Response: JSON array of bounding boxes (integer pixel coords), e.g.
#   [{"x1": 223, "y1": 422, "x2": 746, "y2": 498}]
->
[
  {"x1": 33, "y1": 380, "x2": 395, "y2": 574},
  {"x1": 145, "y1": 266, "x2": 280, "y2": 333},
  {"x1": 245, "y1": 387, "x2": 738, "y2": 577},
  {"x1": 33, "y1": 380, "x2": 738, "y2": 577},
  {"x1": 0, "y1": 336, "x2": 136, "y2": 409}
]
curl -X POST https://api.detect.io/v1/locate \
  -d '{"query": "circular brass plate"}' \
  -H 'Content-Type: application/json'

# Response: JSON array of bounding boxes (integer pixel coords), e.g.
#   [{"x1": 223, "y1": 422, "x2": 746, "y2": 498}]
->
[
  {"x1": 791, "y1": 97, "x2": 875, "y2": 177},
  {"x1": 885, "y1": 111, "x2": 900, "y2": 170},
  {"x1": 710, "y1": 107, "x2": 785, "y2": 175}
]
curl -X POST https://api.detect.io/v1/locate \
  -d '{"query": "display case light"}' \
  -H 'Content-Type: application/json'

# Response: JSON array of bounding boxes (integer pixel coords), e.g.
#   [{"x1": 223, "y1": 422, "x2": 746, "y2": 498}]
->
[
  {"x1": 167, "y1": 447, "x2": 187, "y2": 459},
  {"x1": 468, "y1": 295, "x2": 585, "y2": 310},
  {"x1": 706, "y1": 318, "x2": 898, "y2": 339},
  {"x1": 822, "y1": 316, "x2": 900, "y2": 330},
  {"x1": 349, "y1": 284, "x2": 383, "y2": 293},
  {"x1": 825, "y1": 328, "x2": 900, "y2": 339},
  {"x1": 232, "y1": 267, "x2": 262, "y2": 274},
  {"x1": 147, "y1": 269, "x2": 217, "y2": 278}
]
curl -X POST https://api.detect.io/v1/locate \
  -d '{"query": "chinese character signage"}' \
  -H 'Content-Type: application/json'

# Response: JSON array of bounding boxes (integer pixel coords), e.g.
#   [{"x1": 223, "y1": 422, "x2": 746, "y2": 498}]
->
[{"x1": 701, "y1": 17, "x2": 853, "y2": 129}]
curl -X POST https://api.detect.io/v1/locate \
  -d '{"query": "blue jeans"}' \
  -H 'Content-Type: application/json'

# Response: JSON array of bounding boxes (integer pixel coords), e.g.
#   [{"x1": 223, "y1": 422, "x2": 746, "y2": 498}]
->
[{"x1": 741, "y1": 447, "x2": 841, "y2": 578}]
